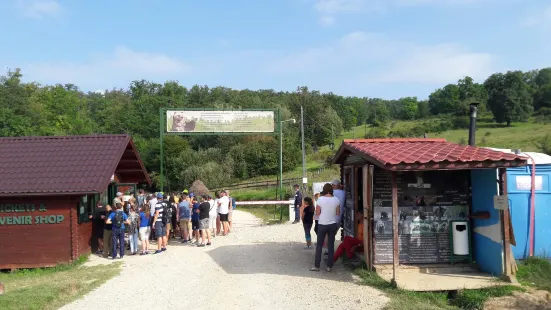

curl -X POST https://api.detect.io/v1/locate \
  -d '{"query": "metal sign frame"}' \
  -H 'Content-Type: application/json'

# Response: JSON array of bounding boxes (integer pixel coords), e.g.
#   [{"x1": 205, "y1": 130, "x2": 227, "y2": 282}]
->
[{"x1": 159, "y1": 108, "x2": 281, "y2": 192}]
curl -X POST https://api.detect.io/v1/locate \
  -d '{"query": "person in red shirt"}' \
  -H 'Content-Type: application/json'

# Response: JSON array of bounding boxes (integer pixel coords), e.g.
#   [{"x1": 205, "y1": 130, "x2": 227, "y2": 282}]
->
[{"x1": 333, "y1": 212, "x2": 364, "y2": 262}]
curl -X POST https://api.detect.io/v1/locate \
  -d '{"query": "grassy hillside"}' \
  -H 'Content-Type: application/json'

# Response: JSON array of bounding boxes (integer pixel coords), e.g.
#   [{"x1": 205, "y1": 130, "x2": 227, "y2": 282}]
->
[{"x1": 335, "y1": 117, "x2": 551, "y2": 152}]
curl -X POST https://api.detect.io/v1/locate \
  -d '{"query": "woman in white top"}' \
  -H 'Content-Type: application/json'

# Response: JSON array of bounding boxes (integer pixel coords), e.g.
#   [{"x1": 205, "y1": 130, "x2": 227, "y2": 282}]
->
[
  {"x1": 208, "y1": 195, "x2": 218, "y2": 237},
  {"x1": 310, "y1": 183, "x2": 340, "y2": 272},
  {"x1": 313, "y1": 192, "x2": 320, "y2": 235}
]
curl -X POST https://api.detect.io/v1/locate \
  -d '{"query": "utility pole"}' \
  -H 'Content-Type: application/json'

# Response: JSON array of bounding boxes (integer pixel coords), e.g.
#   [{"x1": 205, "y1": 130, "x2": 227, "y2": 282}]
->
[
  {"x1": 300, "y1": 105, "x2": 307, "y2": 191},
  {"x1": 278, "y1": 111, "x2": 283, "y2": 200}
]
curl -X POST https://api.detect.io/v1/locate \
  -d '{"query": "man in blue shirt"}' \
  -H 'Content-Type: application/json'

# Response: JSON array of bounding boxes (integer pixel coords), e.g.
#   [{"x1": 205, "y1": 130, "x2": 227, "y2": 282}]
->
[
  {"x1": 178, "y1": 194, "x2": 191, "y2": 243},
  {"x1": 106, "y1": 203, "x2": 129, "y2": 259}
]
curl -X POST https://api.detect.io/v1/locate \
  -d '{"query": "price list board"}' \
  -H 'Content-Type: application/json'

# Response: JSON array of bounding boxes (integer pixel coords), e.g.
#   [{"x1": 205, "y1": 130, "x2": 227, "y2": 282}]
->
[
  {"x1": 372, "y1": 169, "x2": 469, "y2": 264},
  {"x1": 374, "y1": 234, "x2": 452, "y2": 263}
]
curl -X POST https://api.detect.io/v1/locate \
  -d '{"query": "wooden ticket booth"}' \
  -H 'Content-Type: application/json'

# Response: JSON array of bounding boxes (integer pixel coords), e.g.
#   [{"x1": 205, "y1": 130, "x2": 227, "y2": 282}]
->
[
  {"x1": 0, "y1": 134, "x2": 151, "y2": 269},
  {"x1": 333, "y1": 138, "x2": 527, "y2": 290}
]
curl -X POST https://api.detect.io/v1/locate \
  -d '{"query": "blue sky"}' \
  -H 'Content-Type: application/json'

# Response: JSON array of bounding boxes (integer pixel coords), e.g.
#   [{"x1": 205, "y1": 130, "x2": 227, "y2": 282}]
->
[{"x1": 1, "y1": 0, "x2": 550, "y2": 99}]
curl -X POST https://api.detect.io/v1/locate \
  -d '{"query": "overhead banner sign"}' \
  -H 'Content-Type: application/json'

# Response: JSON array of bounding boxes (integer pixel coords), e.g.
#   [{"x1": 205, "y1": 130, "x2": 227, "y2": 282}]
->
[{"x1": 167, "y1": 110, "x2": 275, "y2": 133}]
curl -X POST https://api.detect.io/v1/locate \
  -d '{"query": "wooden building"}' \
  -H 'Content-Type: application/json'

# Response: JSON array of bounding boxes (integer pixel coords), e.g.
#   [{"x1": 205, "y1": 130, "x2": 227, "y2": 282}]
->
[
  {"x1": 0, "y1": 135, "x2": 150, "y2": 269},
  {"x1": 333, "y1": 138, "x2": 528, "y2": 290}
]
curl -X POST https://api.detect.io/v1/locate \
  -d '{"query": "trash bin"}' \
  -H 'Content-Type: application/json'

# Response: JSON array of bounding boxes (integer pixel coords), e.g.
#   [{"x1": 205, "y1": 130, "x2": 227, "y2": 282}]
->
[{"x1": 452, "y1": 221, "x2": 469, "y2": 255}]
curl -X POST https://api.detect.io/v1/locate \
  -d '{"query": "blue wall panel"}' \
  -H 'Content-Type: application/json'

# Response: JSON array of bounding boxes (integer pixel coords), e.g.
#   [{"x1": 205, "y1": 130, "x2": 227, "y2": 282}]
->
[
  {"x1": 471, "y1": 169, "x2": 503, "y2": 276},
  {"x1": 507, "y1": 165, "x2": 551, "y2": 259}
]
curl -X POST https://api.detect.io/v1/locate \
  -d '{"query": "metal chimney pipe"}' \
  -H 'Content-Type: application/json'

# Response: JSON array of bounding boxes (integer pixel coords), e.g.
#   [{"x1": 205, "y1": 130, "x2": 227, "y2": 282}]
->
[{"x1": 468, "y1": 103, "x2": 478, "y2": 146}]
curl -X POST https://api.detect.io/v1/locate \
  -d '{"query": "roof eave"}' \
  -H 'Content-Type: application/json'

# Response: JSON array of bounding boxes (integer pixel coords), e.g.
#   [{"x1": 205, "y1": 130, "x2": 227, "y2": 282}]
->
[
  {"x1": 385, "y1": 159, "x2": 528, "y2": 171},
  {"x1": 334, "y1": 142, "x2": 529, "y2": 171},
  {"x1": 0, "y1": 191, "x2": 101, "y2": 198}
]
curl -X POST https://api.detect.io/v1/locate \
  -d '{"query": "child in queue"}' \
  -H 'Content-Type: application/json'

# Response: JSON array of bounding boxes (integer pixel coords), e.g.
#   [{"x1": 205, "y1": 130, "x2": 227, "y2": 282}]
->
[
  {"x1": 302, "y1": 197, "x2": 315, "y2": 249},
  {"x1": 191, "y1": 196, "x2": 201, "y2": 245}
]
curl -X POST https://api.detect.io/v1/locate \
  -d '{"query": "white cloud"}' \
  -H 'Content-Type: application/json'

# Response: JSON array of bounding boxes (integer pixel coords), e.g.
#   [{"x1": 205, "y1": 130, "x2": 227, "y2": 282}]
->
[
  {"x1": 312, "y1": 0, "x2": 488, "y2": 24},
  {"x1": 266, "y1": 31, "x2": 496, "y2": 84},
  {"x1": 24, "y1": 46, "x2": 191, "y2": 88},
  {"x1": 17, "y1": 0, "x2": 63, "y2": 19},
  {"x1": 319, "y1": 16, "x2": 336, "y2": 26},
  {"x1": 312, "y1": 0, "x2": 384, "y2": 24},
  {"x1": 520, "y1": 6, "x2": 551, "y2": 28},
  {"x1": 314, "y1": 0, "x2": 367, "y2": 13},
  {"x1": 375, "y1": 43, "x2": 495, "y2": 83},
  {"x1": 17, "y1": 33, "x2": 495, "y2": 97}
]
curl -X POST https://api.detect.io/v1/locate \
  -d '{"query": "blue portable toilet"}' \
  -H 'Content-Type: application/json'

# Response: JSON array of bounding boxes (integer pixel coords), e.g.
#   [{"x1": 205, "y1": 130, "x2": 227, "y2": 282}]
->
[{"x1": 487, "y1": 148, "x2": 551, "y2": 259}]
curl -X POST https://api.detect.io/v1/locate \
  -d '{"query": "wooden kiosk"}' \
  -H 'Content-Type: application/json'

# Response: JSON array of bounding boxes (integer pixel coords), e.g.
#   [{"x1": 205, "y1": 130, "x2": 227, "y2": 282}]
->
[
  {"x1": 333, "y1": 138, "x2": 527, "y2": 290},
  {"x1": 0, "y1": 134, "x2": 151, "y2": 269}
]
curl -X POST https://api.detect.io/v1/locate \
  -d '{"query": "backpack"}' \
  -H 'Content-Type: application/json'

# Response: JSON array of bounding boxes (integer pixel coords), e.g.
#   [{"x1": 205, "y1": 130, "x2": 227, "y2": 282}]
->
[{"x1": 114, "y1": 211, "x2": 124, "y2": 228}]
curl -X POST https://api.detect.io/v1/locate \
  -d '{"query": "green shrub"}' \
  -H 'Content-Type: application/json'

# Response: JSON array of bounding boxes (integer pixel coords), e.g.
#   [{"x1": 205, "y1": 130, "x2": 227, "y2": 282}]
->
[
  {"x1": 365, "y1": 127, "x2": 388, "y2": 138},
  {"x1": 452, "y1": 116, "x2": 470, "y2": 129}
]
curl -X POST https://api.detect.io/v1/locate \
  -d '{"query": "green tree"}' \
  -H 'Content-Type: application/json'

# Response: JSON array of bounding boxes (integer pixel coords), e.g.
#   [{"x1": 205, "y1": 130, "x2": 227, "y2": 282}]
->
[
  {"x1": 417, "y1": 100, "x2": 430, "y2": 118},
  {"x1": 366, "y1": 99, "x2": 390, "y2": 126},
  {"x1": 484, "y1": 71, "x2": 533, "y2": 126},
  {"x1": 399, "y1": 97, "x2": 419, "y2": 120},
  {"x1": 457, "y1": 76, "x2": 488, "y2": 113},
  {"x1": 428, "y1": 84, "x2": 461, "y2": 115}
]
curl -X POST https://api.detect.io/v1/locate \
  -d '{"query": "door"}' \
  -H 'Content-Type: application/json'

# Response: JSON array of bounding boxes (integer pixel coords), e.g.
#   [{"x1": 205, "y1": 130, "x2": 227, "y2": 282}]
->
[{"x1": 343, "y1": 167, "x2": 355, "y2": 237}]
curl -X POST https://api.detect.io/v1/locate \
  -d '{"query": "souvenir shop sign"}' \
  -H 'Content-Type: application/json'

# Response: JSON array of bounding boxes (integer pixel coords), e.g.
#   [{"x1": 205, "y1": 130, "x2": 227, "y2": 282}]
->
[{"x1": 0, "y1": 204, "x2": 65, "y2": 225}]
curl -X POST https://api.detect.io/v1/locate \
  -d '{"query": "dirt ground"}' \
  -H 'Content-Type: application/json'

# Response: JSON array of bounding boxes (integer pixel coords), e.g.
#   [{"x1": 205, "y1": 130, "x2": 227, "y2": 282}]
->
[
  {"x1": 485, "y1": 289, "x2": 551, "y2": 310},
  {"x1": 62, "y1": 210, "x2": 389, "y2": 310}
]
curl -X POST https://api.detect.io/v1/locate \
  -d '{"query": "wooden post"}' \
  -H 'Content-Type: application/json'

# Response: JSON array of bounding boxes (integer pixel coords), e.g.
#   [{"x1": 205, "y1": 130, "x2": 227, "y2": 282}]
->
[
  {"x1": 500, "y1": 168, "x2": 517, "y2": 282},
  {"x1": 391, "y1": 171, "x2": 399, "y2": 285},
  {"x1": 362, "y1": 165, "x2": 370, "y2": 270}
]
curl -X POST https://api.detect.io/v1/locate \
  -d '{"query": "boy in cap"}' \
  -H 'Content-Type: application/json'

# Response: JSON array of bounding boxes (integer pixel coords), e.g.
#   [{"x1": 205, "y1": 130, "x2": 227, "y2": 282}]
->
[{"x1": 152, "y1": 193, "x2": 168, "y2": 254}]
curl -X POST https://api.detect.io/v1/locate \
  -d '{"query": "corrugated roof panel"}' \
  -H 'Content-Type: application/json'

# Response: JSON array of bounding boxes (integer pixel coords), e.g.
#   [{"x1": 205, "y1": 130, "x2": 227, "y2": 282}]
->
[
  {"x1": 337, "y1": 139, "x2": 528, "y2": 170},
  {"x1": 0, "y1": 134, "x2": 150, "y2": 196}
]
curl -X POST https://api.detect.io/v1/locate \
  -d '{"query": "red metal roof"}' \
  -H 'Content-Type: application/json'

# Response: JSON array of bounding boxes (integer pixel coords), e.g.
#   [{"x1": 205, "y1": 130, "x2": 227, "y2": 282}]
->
[
  {"x1": 0, "y1": 135, "x2": 151, "y2": 196},
  {"x1": 333, "y1": 138, "x2": 528, "y2": 171}
]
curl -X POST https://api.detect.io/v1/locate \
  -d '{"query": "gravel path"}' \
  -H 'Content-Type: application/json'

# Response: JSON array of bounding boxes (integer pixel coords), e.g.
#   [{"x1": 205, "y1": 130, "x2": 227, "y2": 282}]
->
[{"x1": 62, "y1": 210, "x2": 388, "y2": 310}]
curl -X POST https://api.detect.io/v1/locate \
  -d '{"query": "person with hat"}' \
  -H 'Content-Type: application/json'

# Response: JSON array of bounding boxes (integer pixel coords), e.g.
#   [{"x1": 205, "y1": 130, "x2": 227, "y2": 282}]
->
[
  {"x1": 113, "y1": 192, "x2": 124, "y2": 207},
  {"x1": 152, "y1": 192, "x2": 168, "y2": 254},
  {"x1": 292, "y1": 184, "x2": 303, "y2": 224}
]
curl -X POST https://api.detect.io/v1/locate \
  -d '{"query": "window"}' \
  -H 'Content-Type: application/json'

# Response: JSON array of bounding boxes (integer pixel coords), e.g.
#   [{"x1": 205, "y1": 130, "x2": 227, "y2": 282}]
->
[{"x1": 77, "y1": 194, "x2": 100, "y2": 224}]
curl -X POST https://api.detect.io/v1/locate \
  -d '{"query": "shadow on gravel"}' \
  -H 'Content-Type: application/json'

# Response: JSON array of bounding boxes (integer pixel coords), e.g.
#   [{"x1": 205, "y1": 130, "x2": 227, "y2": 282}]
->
[{"x1": 208, "y1": 242, "x2": 355, "y2": 283}]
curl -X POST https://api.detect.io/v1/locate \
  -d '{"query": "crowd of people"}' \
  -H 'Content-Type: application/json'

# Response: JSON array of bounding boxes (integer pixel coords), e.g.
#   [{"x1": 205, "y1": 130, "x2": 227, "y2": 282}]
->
[
  {"x1": 89, "y1": 180, "x2": 360, "y2": 270},
  {"x1": 90, "y1": 189, "x2": 236, "y2": 259}
]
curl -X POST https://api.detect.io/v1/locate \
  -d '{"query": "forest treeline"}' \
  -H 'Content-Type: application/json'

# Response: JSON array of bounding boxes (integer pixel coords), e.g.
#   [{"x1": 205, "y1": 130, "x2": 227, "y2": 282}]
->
[{"x1": 1, "y1": 67, "x2": 550, "y2": 190}]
